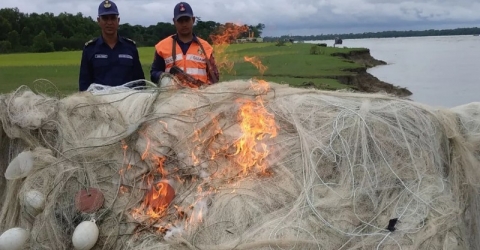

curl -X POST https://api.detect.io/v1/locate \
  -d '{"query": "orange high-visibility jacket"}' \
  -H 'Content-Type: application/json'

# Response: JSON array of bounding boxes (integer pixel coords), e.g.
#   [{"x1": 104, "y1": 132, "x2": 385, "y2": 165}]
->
[{"x1": 154, "y1": 35, "x2": 213, "y2": 83}]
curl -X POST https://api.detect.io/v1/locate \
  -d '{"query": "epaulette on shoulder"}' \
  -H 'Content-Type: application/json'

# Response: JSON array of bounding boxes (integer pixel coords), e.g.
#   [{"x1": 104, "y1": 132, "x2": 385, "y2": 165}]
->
[
  {"x1": 84, "y1": 38, "x2": 97, "y2": 47},
  {"x1": 123, "y1": 37, "x2": 136, "y2": 45}
]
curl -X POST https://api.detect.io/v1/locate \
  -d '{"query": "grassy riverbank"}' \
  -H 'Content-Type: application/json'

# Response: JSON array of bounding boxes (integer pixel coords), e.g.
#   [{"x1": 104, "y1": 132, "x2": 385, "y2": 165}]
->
[{"x1": 0, "y1": 42, "x2": 410, "y2": 96}]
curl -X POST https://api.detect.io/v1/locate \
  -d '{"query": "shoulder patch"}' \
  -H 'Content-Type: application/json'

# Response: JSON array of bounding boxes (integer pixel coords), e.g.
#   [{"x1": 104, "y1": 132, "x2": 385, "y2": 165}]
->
[
  {"x1": 84, "y1": 38, "x2": 97, "y2": 47},
  {"x1": 123, "y1": 37, "x2": 136, "y2": 45}
]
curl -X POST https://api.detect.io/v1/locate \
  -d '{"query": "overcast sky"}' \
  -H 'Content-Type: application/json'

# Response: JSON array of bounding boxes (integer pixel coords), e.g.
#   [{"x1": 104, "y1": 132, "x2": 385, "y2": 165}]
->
[{"x1": 1, "y1": 0, "x2": 480, "y2": 36}]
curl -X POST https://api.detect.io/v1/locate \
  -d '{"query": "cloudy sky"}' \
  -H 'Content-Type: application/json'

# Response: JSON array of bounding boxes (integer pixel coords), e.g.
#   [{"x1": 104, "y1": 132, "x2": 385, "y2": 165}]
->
[{"x1": 1, "y1": 0, "x2": 480, "y2": 36}]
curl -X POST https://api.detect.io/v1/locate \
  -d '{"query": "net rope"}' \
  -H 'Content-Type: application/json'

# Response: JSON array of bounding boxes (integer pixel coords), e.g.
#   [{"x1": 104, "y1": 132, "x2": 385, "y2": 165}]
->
[{"x1": 0, "y1": 79, "x2": 479, "y2": 249}]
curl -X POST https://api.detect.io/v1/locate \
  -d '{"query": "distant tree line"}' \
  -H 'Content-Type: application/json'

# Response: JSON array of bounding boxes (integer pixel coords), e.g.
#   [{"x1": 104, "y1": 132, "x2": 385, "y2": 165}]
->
[
  {"x1": 264, "y1": 27, "x2": 480, "y2": 42},
  {"x1": 0, "y1": 7, "x2": 265, "y2": 54}
]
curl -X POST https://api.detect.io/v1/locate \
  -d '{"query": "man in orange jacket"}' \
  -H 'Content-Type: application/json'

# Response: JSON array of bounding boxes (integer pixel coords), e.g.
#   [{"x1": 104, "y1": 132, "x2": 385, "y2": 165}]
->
[{"x1": 150, "y1": 2, "x2": 219, "y2": 86}]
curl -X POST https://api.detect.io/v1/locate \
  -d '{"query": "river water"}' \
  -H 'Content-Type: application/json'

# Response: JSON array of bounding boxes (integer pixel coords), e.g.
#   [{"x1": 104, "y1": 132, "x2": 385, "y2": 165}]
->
[{"x1": 306, "y1": 35, "x2": 480, "y2": 108}]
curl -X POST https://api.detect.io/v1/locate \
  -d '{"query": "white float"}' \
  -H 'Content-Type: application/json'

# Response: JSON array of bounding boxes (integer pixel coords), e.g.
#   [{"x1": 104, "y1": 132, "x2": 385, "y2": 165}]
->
[
  {"x1": 72, "y1": 220, "x2": 99, "y2": 250},
  {"x1": 5, "y1": 151, "x2": 34, "y2": 180},
  {"x1": 0, "y1": 227, "x2": 29, "y2": 250},
  {"x1": 24, "y1": 190, "x2": 45, "y2": 216}
]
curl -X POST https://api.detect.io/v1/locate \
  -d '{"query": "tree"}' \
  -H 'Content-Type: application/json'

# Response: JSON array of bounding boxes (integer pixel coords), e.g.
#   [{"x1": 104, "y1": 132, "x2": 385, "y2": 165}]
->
[
  {"x1": 20, "y1": 27, "x2": 32, "y2": 46},
  {"x1": 0, "y1": 17, "x2": 12, "y2": 40},
  {"x1": 246, "y1": 23, "x2": 265, "y2": 38},
  {"x1": 32, "y1": 30, "x2": 54, "y2": 52},
  {"x1": 255, "y1": 23, "x2": 265, "y2": 37},
  {"x1": 0, "y1": 41, "x2": 12, "y2": 53},
  {"x1": 7, "y1": 30, "x2": 20, "y2": 51},
  {"x1": 0, "y1": 7, "x2": 265, "y2": 53},
  {"x1": 195, "y1": 20, "x2": 220, "y2": 42},
  {"x1": 0, "y1": 8, "x2": 22, "y2": 32}
]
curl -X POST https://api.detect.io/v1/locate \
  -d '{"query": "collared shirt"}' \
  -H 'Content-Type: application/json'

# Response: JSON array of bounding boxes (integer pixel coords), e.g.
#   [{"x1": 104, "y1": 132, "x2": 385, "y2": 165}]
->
[
  {"x1": 79, "y1": 36, "x2": 145, "y2": 91},
  {"x1": 150, "y1": 34, "x2": 219, "y2": 84}
]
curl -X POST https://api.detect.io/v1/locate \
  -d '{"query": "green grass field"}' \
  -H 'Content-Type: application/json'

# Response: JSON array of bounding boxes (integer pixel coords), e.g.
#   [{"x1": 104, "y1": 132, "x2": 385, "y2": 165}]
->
[{"x1": 0, "y1": 42, "x2": 365, "y2": 95}]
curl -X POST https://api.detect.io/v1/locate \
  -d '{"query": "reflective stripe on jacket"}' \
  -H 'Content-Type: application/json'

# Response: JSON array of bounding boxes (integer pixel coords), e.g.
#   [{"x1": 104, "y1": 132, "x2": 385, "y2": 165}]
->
[{"x1": 154, "y1": 35, "x2": 213, "y2": 83}]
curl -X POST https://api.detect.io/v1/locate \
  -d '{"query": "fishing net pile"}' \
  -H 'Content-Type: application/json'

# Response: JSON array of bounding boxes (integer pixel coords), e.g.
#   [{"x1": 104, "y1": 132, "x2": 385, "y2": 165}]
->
[{"x1": 0, "y1": 79, "x2": 479, "y2": 249}]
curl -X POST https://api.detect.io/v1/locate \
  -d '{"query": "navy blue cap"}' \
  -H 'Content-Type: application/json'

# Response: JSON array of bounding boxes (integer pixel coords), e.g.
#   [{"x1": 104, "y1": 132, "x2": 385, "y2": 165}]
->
[
  {"x1": 98, "y1": 0, "x2": 119, "y2": 16},
  {"x1": 174, "y1": 2, "x2": 193, "y2": 21}
]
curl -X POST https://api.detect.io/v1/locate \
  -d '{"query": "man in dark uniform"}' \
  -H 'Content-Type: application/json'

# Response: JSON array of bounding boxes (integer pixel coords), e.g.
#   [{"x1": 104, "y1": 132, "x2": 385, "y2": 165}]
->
[{"x1": 79, "y1": 0, "x2": 145, "y2": 91}]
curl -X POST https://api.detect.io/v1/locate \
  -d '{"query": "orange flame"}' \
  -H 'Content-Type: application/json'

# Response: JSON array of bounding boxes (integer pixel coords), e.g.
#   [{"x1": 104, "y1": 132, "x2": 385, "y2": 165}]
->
[
  {"x1": 238, "y1": 57, "x2": 275, "y2": 172},
  {"x1": 190, "y1": 114, "x2": 228, "y2": 164},
  {"x1": 233, "y1": 96, "x2": 277, "y2": 174},
  {"x1": 244, "y1": 56, "x2": 270, "y2": 93},
  {"x1": 131, "y1": 132, "x2": 175, "y2": 222},
  {"x1": 132, "y1": 155, "x2": 174, "y2": 221},
  {"x1": 142, "y1": 181, "x2": 175, "y2": 219},
  {"x1": 129, "y1": 22, "x2": 280, "y2": 231},
  {"x1": 211, "y1": 23, "x2": 249, "y2": 45},
  {"x1": 244, "y1": 56, "x2": 267, "y2": 75},
  {"x1": 210, "y1": 23, "x2": 249, "y2": 74}
]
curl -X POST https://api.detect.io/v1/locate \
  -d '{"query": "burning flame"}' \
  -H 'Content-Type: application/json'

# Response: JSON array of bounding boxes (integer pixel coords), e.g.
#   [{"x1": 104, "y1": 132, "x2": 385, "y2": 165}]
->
[
  {"x1": 141, "y1": 180, "x2": 174, "y2": 219},
  {"x1": 244, "y1": 56, "x2": 267, "y2": 75},
  {"x1": 229, "y1": 55, "x2": 276, "y2": 174},
  {"x1": 244, "y1": 56, "x2": 270, "y2": 93},
  {"x1": 210, "y1": 23, "x2": 249, "y2": 74},
  {"x1": 127, "y1": 22, "x2": 278, "y2": 233},
  {"x1": 210, "y1": 23, "x2": 249, "y2": 45},
  {"x1": 233, "y1": 96, "x2": 277, "y2": 174},
  {"x1": 131, "y1": 156, "x2": 172, "y2": 222},
  {"x1": 130, "y1": 134, "x2": 174, "y2": 223}
]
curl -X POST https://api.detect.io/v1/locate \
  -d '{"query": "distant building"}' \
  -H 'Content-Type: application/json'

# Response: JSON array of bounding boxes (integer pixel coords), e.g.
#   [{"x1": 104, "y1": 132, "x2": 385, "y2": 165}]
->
[
  {"x1": 235, "y1": 37, "x2": 263, "y2": 43},
  {"x1": 234, "y1": 29, "x2": 263, "y2": 43}
]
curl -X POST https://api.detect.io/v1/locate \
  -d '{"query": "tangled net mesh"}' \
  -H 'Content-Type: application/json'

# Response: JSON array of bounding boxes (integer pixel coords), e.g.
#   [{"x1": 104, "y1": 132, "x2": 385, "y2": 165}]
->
[{"x1": 0, "y1": 79, "x2": 479, "y2": 250}]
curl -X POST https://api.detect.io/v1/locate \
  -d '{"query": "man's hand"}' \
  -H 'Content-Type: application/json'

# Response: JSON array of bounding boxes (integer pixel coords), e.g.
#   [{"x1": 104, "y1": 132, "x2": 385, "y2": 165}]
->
[
  {"x1": 170, "y1": 66, "x2": 205, "y2": 88},
  {"x1": 208, "y1": 53, "x2": 220, "y2": 83},
  {"x1": 158, "y1": 73, "x2": 175, "y2": 87}
]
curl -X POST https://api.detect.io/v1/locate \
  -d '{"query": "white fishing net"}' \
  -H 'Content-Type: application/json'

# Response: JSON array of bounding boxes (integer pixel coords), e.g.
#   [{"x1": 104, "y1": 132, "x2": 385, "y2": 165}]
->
[{"x1": 0, "y1": 79, "x2": 479, "y2": 250}]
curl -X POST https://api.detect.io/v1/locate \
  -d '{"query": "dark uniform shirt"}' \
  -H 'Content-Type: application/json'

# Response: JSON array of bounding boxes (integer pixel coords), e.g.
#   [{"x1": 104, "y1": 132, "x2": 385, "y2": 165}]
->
[{"x1": 79, "y1": 36, "x2": 145, "y2": 91}]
